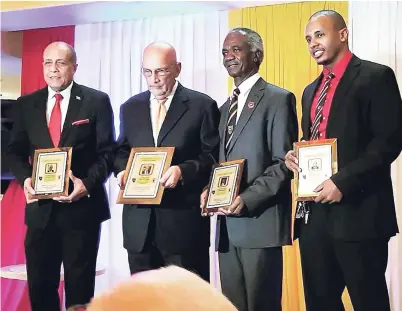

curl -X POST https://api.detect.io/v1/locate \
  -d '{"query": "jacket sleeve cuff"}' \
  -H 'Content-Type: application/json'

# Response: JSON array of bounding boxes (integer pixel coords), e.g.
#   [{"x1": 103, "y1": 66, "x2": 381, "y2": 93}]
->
[
  {"x1": 330, "y1": 173, "x2": 361, "y2": 197},
  {"x1": 82, "y1": 177, "x2": 95, "y2": 195}
]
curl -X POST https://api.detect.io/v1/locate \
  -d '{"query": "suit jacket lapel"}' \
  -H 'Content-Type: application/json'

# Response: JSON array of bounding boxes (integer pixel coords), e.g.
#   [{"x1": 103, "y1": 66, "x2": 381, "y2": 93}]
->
[
  {"x1": 302, "y1": 75, "x2": 321, "y2": 140},
  {"x1": 137, "y1": 92, "x2": 155, "y2": 146},
  {"x1": 59, "y1": 82, "x2": 84, "y2": 147},
  {"x1": 33, "y1": 87, "x2": 54, "y2": 147},
  {"x1": 157, "y1": 83, "x2": 188, "y2": 146},
  {"x1": 226, "y1": 78, "x2": 265, "y2": 154},
  {"x1": 327, "y1": 55, "x2": 360, "y2": 135}
]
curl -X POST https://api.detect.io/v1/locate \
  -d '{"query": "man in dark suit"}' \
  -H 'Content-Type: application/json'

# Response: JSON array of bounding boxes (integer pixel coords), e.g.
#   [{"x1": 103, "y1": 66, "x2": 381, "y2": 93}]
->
[
  {"x1": 285, "y1": 10, "x2": 402, "y2": 311},
  {"x1": 114, "y1": 42, "x2": 219, "y2": 281},
  {"x1": 7, "y1": 42, "x2": 115, "y2": 311},
  {"x1": 201, "y1": 28, "x2": 298, "y2": 311}
]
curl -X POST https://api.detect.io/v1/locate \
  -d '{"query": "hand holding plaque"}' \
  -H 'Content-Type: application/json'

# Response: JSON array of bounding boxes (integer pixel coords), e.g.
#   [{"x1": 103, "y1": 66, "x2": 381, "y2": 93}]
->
[
  {"x1": 293, "y1": 139, "x2": 338, "y2": 201},
  {"x1": 117, "y1": 147, "x2": 175, "y2": 204},
  {"x1": 31, "y1": 147, "x2": 72, "y2": 199},
  {"x1": 204, "y1": 159, "x2": 245, "y2": 213}
]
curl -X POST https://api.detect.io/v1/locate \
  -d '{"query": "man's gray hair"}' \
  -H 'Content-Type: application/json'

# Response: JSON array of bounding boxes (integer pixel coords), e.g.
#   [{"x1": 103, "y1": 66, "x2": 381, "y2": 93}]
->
[{"x1": 229, "y1": 27, "x2": 264, "y2": 62}]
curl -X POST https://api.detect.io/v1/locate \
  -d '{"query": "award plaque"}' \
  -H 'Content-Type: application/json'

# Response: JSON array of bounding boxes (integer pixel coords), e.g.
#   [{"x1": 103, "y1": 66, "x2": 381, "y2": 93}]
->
[
  {"x1": 205, "y1": 159, "x2": 245, "y2": 212},
  {"x1": 31, "y1": 147, "x2": 72, "y2": 199},
  {"x1": 117, "y1": 147, "x2": 175, "y2": 204},
  {"x1": 294, "y1": 138, "x2": 338, "y2": 201}
]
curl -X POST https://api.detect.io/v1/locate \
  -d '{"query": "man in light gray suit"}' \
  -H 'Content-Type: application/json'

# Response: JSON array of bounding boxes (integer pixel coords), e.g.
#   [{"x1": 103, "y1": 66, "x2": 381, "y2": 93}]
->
[{"x1": 201, "y1": 28, "x2": 298, "y2": 311}]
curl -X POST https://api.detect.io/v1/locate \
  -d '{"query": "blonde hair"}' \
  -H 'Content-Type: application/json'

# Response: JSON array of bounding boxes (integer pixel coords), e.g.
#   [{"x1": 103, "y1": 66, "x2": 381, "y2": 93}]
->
[{"x1": 87, "y1": 266, "x2": 238, "y2": 311}]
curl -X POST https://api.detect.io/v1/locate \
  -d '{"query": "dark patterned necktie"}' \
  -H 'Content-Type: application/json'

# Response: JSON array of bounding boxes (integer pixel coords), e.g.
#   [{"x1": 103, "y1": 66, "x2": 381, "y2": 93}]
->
[
  {"x1": 310, "y1": 72, "x2": 334, "y2": 140},
  {"x1": 225, "y1": 88, "x2": 240, "y2": 152},
  {"x1": 296, "y1": 72, "x2": 334, "y2": 223}
]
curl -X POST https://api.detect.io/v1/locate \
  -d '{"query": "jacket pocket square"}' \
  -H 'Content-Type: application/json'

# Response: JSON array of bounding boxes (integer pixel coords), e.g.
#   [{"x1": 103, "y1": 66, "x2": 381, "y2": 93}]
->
[{"x1": 72, "y1": 119, "x2": 90, "y2": 126}]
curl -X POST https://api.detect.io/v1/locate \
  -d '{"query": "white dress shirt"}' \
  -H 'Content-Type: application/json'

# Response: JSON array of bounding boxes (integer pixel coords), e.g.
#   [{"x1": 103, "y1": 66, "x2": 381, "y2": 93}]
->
[
  {"x1": 46, "y1": 81, "x2": 74, "y2": 127},
  {"x1": 231, "y1": 73, "x2": 261, "y2": 123},
  {"x1": 150, "y1": 80, "x2": 179, "y2": 145}
]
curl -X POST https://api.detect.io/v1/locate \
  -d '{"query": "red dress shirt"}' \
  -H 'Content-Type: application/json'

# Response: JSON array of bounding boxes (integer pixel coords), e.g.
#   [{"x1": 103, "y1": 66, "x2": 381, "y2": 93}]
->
[{"x1": 310, "y1": 51, "x2": 353, "y2": 139}]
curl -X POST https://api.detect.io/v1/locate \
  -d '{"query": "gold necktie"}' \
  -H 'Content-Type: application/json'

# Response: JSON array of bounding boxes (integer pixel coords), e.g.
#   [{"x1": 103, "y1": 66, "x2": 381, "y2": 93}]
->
[{"x1": 155, "y1": 99, "x2": 167, "y2": 137}]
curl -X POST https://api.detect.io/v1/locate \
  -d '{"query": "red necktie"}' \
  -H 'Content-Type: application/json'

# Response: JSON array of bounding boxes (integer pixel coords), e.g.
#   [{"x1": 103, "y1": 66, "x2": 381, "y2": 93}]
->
[{"x1": 49, "y1": 93, "x2": 63, "y2": 147}]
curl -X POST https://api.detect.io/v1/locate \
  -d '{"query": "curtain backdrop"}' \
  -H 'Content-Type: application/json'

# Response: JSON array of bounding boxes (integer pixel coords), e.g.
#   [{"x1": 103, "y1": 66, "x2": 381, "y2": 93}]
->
[
  {"x1": 21, "y1": 26, "x2": 75, "y2": 95},
  {"x1": 1, "y1": 26, "x2": 75, "y2": 311},
  {"x1": 1, "y1": 181, "x2": 30, "y2": 311},
  {"x1": 228, "y1": 2, "x2": 351, "y2": 311},
  {"x1": 349, "y1": 3, "x2": 402, "y2": 311},
  {"x1": 73, "y1": 11, "x2": 229, "y2": 293},
  {"x1": 8, "y1": 2, "x2": 401, "y2": 311}
]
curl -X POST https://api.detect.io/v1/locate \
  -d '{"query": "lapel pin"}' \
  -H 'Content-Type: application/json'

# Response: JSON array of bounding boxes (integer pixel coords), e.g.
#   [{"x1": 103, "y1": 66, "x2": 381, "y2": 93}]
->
[
  {"x1": 247, "y1": 101, "x2": 255, "y2": 109},
  {"x1": 76, "y1": 96, "x2": 81, "y2": 100}
]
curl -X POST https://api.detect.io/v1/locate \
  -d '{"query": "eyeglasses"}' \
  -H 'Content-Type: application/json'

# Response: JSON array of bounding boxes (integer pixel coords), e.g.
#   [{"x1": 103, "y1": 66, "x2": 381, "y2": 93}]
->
[{"x1": 142, "y1": 64, "x2": 177, "y2": 77}]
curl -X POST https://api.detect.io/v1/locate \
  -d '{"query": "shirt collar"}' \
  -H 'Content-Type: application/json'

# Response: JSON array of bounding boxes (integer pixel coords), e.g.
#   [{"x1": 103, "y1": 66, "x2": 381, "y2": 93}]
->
[
  {"x1": 150, "y1": 80, "x2": 179, "y2": 102},
  {"x1": 232, "y1": 73, "x2": 261, "y2": 97},
  {"x1": 48, "y1": 81, "x2": 74, "y2": 101},
  {"x1": 323, "y1": 51, "x2": 353, "y2": 79}
]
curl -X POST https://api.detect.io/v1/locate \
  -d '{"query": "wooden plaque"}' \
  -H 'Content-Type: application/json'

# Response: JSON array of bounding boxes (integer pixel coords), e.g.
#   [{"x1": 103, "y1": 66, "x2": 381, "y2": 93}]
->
[
  {"x1": 117, "y1": 147, "x2": 175, "y2": 204},
  {"x1": 31, "y1": 147, "x2": 72, "y2": 199},
  {"x1": 205, "y1": 159, "x2": 245, "y2": 212},
  {"x1": 294, "y1": 138, "x2": 338, "y2": 201}
]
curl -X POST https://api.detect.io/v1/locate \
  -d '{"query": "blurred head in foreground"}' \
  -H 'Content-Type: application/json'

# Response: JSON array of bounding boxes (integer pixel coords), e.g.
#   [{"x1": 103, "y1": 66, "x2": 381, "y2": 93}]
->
[{"x1": 86, "y1": 266, "x2": 238, "y2": 311}]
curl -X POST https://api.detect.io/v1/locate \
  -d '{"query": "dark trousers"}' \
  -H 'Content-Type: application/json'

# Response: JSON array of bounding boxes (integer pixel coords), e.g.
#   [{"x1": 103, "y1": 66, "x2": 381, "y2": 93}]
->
[
  {"x1": 219, "y1": 239, "x2": 283, "y2": 311},
  {"x1": 25, "y1": 209, "x2": 100, "y2": 311},
  {"x1": 298, "y1": 205, "x2": 390, "y2": 311},
  {"x1": 127, "y1": 212, "x2": 209, "y2": 282}
]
